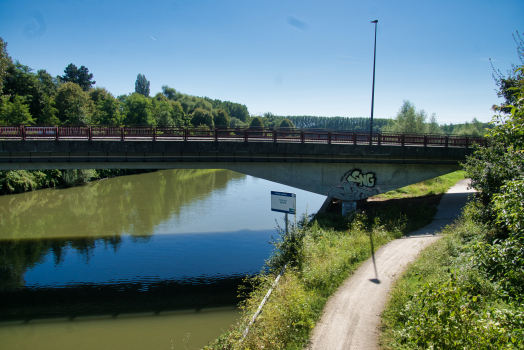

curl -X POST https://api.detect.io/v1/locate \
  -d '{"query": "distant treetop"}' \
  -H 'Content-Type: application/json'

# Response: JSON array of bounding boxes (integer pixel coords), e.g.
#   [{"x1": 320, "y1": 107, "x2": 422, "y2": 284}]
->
[
  {"x1": 135, "y1": 74, "x2": 150, "y2": 97},
  {"x1": 61, "y1": 63, "x2": 95, "y2": 91}
]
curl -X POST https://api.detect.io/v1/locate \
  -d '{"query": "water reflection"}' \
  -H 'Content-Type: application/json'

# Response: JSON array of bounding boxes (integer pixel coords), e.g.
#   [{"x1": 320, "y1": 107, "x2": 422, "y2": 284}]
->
[
  {"x1": 0, "y1": 169, "x2": 244, "y2": 240},
  {"x1": 0, "y1": 169, "x2": 326, "y2": 325}
]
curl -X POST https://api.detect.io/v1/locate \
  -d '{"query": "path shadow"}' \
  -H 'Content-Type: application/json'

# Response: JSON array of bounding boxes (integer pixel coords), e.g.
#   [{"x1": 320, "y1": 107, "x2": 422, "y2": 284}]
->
[{"x1": 369, "y1": 231, "x2": 380, "y2": 283}]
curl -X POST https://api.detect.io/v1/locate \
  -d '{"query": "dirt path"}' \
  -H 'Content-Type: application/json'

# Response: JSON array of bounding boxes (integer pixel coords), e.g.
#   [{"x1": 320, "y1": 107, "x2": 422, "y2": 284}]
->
[{"x1": 307, "y1": 179, "x2": 476, "y2": 350}]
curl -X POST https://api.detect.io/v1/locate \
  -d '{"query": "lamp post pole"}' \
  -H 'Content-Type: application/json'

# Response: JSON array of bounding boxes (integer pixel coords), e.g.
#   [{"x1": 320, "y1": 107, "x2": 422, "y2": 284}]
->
[{"x1": 369, "y1": 20, "x2": 378, "y2": 146}]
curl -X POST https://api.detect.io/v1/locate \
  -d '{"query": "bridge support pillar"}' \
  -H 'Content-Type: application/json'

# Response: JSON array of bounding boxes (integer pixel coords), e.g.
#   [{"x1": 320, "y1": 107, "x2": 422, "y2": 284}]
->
[{"x1": 342, "y1": 201, "x2": 357, "y2": 216}]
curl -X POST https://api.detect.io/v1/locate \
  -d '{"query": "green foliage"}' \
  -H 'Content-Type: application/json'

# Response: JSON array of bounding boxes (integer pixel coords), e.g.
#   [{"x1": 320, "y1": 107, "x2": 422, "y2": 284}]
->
[
  {"x1": 61, "y1": 63, "x2": 95, "y2": 91},
  {"x1": 61, "y1": 169, "x2": 96, "y2": 187},
  {"x1": 135, "y1": 73, "x2": 150, "y2": 97},
  {"x1": 36, "y1": 69, "x2": 58, "y2": 97},
  {"x1": 214, "y1": 108, "x2": 230, "y2": 126},
  {"x1": 190, "y1": 107, "x2": 214, "y2": 127},
  {"x1": 0, "y1": 95, "x2": 35, "y2": 125},
  {"x1": 381, "y1": 202, "x2": 524, "y2": 350},
  {"x1": 89, "y1": 88, "x2": 123, "y2": 125},
  {"x1": 54, "y1": 82, "x2": 93, "y2": 124},
  {"x1": 0, "y1": 37, "x2": 13, "y2": 94},
  {"x1": 161, "y1": 85, "x2": 177, "y2": 100},
  {"x1": 39, "y1": 94, "x2": 59, "y2": 125},
  {"x1": 230, "y1": 117, "x2": 246, "y2": 127},
  {"x1": 452, "y1": 117, "x2": 487, "y2": 137},
  {"x1": 382, "y1": 100, "x2": 432, "y2": 134},
  {"x1": 122, "y1": 93, "x2": 154, "y2": 125},
  {"x1": 249, "y1": 116, "x2": 264, "y2": 128},
  {"x1": 278, "y1": 118, "x2": 294, "y2": 128},
  {"x1": 493, "y1": 177, "x2": 524, "y2": 233},
  {"x1": 0, "y1": 170, "x2": 61, "y2": 194}
]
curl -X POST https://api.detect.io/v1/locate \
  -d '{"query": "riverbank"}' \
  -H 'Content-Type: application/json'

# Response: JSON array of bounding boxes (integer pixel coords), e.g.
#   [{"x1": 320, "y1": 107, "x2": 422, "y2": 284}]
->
[
  {"x1": 203, "y1": 171, "x2": 466, "y2": 349},
  {"x1": 0, "y1": 169, "x2": 156, "y2": 195}
]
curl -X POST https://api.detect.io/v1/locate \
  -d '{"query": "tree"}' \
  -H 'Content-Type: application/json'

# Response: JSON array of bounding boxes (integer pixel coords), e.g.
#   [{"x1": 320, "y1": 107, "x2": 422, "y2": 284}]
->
[
  {"x1": 463, "y1": 66, "x2": 524, "y2": 215},
  {"x1": 61, "y1": 63, "x2": 95, "y2": 91},
  {"x1": 61, "y1": 63, "x2": 78, "y2": 84},
  {"x1": 383, "y1": 100, "x2": 430, "y2": 134},
  {"x1": 77, "y1": 66, "x2": 95, "y2": 91},
  {"x1": 214, "y1": 108, "x2": 230, "y2": 126},
  {"x1": 230, "y1": 117, "x2": 246, "y2": 127},
  {"x1": 427, "y1": 113, "x2": 442, "y2": 134},
  {"x1": 170, "y1": 101, "x2": 186, "y2": 125},
  {"x1": 152, "y1": 94, "x2": 175, "y2": 126},
  {"x1": 54, "y1": 82, "x2": 92, "y2": 124},
  {"x1": 0, "y1": 37, "x2": 12, "y2": 94},
  {"x1": 190, "y1": 108, "x2": 214, "y2": 127},
  {"x1": 89, "y1": 87, "x2": 122, "y2": 125},
  {"x1": 39, "y1": 95, "x2": 59, "y2": 125},
  {"x1": 37, "y1": 69, "x2": 58, "y2": 97},
  {"x1": 161, "y1": 85, "x2": 177, "y2": 100},
  {"x1": 279, "y1": 118, "x2": 295, "y2": 128},
  {"x1": 123, "y1": 93, "x2": 154, "y2": 125},
  {"x1": 135, "y1": 74, "x2": 150, "y2": 97},
  {"x1": 250, "y1": 116, "x2": 264, "y2": 128},
  {"x1": 0, "y1": 95, "x2": 35, "y2": 125}
]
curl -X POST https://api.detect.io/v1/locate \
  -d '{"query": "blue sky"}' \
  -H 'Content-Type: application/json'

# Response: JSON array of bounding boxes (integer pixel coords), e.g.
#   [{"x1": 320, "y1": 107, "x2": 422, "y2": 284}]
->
[{"x1": 1, "y1": 0, "x2": 523, "y2": 124}]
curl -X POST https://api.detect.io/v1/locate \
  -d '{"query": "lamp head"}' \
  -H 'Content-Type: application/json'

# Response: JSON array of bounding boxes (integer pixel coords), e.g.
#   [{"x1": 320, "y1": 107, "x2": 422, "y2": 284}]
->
[{"x1": 371, "y1": 20, "x2": 378, "y2": 23}]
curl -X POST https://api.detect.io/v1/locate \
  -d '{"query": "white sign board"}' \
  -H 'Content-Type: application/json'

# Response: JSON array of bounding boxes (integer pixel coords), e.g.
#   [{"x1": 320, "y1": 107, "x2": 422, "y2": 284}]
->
[{"x1": 271, "y1": 191, "x2": 296, "y2": 215}]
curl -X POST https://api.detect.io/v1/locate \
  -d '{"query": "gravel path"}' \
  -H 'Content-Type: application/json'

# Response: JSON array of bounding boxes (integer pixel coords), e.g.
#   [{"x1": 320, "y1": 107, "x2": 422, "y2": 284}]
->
[{"x1": 307, "y1": 179, "x2": 476, "y2": 350}]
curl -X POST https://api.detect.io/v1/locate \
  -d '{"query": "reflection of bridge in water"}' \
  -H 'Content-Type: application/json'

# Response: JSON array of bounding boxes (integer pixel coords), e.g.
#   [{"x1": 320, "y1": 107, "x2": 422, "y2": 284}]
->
[{"x1": 0, "y1": 125, "x2": 484, "y2": 204}]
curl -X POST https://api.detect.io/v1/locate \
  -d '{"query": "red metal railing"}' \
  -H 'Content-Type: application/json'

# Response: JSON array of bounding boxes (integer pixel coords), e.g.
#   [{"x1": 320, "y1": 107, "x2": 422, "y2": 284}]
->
[{"x1": 0, "y1": 125, "x2": 488, "y2": 148}]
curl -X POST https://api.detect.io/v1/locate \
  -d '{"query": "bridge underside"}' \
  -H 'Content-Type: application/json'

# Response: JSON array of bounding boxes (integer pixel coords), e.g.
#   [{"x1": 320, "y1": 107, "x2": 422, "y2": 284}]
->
[{"x1": 0, "y1": 140, "x2": 470, "y2": 201}]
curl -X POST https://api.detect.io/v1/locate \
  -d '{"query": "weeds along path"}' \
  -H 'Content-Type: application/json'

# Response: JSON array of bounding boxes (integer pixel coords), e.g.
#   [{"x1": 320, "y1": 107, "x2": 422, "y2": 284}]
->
[{"x1": 307, "y1": 179, "x2": 476, "y2": 350}]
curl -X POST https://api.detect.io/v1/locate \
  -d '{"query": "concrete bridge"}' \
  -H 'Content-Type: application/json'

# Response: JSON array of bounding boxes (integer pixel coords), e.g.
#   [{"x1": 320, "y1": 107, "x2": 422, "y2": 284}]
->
[{"x1": 0, "y1": 126, "x2": 479, "y2": 206}]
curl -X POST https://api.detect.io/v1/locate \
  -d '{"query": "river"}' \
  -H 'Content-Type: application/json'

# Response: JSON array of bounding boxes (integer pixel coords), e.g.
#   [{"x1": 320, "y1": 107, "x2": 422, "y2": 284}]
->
[{"x1": 0, "y1": 169, "x2": 326, "y2": 350}]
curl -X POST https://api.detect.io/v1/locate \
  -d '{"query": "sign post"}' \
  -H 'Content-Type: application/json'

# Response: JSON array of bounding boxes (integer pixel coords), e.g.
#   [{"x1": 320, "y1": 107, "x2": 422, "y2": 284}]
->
[{"x1": 271, "y1": 191, "x2": 296, "y2": 234}]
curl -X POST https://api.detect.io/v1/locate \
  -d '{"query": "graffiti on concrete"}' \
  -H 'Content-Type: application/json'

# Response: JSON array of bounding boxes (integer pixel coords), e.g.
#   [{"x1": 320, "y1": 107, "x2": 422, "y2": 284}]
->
[{"x1": 327, "y1": 169, "x2": 379, "y2": 201}]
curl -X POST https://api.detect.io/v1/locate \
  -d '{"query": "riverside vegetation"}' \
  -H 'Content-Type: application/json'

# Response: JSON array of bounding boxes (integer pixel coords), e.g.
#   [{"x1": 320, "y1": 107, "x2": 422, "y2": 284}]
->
[
  {"x1": 380, "y1": 36, "x2": 524, "y2": 350},
  {"x1": 202, "y1": 171, "x2": 466, "y2": 350}
]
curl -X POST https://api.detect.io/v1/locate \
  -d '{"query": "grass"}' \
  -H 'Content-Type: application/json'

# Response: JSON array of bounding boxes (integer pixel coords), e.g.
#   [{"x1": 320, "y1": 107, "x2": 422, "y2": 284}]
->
[
  {"x1": 203, "y1": 171, "x2": 467, "y2": 350},
  {"x1": 372, "y1": 170, "x2": 466, "y2": 200},
  {"x1": 379, "y1": 201, "x2": 524, "y2": 349}
]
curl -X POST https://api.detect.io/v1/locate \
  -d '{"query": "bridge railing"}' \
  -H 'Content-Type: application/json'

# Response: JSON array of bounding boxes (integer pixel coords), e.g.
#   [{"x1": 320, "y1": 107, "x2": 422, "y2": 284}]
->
[{"x1": 0, "y1": 125, "x2": 487, "y2": 148}]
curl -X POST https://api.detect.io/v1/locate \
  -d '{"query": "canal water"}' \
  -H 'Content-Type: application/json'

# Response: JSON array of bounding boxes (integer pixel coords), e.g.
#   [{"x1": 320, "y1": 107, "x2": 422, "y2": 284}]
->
[{"x1": 0, "y1": 169, "x2": 326, "y2": 350}]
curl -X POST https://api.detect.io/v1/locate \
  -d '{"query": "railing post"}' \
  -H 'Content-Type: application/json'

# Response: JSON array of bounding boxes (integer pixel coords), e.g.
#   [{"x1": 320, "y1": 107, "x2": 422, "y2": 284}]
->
[
  {"x1": 377, "y1": 133, "x2": 381, "y2": 146},
  {"x1": 445, "y1": 136, "x2": 449, "y2": 148},
  {"x1": 301, "y1": 130, "x2": 305, "y2": 143},
  {"x1": 465, "y1": 137, "x2": 469, "y2": 148},
  {"x1": 401, "y1": 134, "x2": 405, "y2": 146},
  {"x1": 121, "y1": 127, "x2": 124, "y2": 141},
  {"x1": 89, "y1": 126, "x2": 92, "y2": 141},
  {"x1": 153, "y1": 127, "x2": 157, "y2": 141},
  {"x1": 244, "y1": 129, "x2": 248, "y2": 142},
  {"x1": 328, "y1": 131, "x2": 332, "y2": 145},
  {"x1": 424, "y1": 134, "x2": 427, "y2": 147},
  {"x1": 21, "y1": 126, "x2": 25, "y2": 141},
  {"x1": 55, "y1": 126, "x2": 58, "y2": 141},
  {"x1": 273, "y1": 129, "x2": 277, "y2": 143},
  {"x1": 215, "y1": 128, "x2": 218, "y2": 142}
]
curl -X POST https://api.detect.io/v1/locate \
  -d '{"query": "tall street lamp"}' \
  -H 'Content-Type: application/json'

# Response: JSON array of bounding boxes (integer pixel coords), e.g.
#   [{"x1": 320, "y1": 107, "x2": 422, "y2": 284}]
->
[{"x1": 369, "y1": 20, "x2": 378, "y2": 146}]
